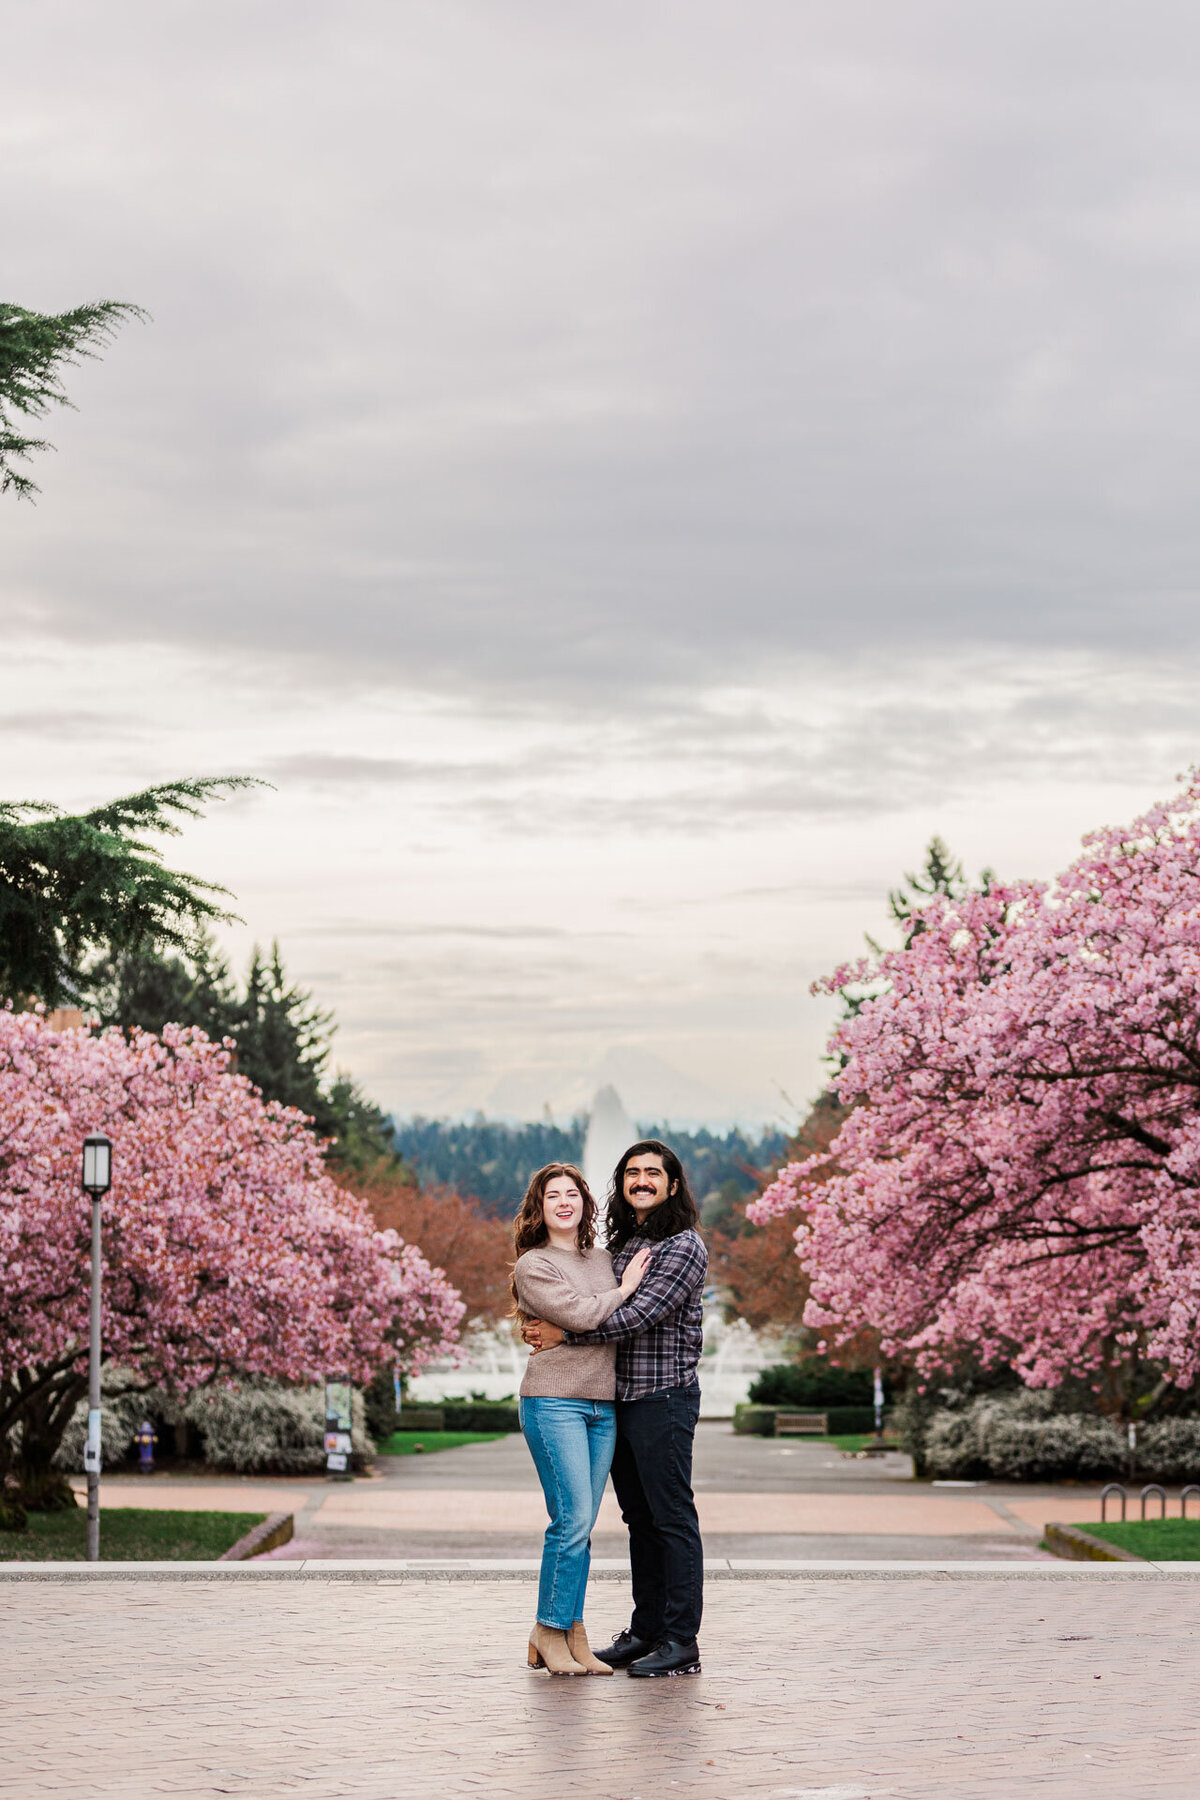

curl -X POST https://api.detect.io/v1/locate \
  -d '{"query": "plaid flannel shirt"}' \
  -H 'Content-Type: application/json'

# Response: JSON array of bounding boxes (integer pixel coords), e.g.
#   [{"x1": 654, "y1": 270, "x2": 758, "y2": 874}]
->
[{"x1": 564, "y1": 1226, "x2": 707, "y2": 1401}]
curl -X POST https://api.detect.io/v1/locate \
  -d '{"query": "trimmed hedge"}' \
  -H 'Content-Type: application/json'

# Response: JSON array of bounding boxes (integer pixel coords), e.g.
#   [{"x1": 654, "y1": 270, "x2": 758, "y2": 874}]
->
[
  {"x1": 825, "y1": 1406, "x2": 880, "y2": 1436},
  {"x1": 392, "y1": 1407, "x2": 446, "y2": 1432},
  {"x1": 442, "y1": 1402, "x2": 520, "y2": 1433},
  {"x1": 748, "y1": 1361, "x2": 874, "y2": 1408},
  {"x1": 734, "y1": 1404, "x2": 777, "y2": 1436},
  {"x1": 733, "y1": 1403, "x2": 885, "y2": 1438}
]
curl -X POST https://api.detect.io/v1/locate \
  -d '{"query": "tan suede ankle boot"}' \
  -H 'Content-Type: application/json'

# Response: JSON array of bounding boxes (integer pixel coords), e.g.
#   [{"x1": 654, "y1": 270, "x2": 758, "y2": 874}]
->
[
  {"x1": 527, "y1": 1623, "x2": 586, "y2": 1675},
  {"x1": 567, "y1": 1619, "x2": 614, "y2": 1674}
]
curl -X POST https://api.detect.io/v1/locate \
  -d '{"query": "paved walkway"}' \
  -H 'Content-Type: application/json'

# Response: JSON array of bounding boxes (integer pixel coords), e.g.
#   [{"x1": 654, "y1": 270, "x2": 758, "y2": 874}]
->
[
  {"x1": 73, "y1": 1426, "x2": 1148, "y2": 1562},
  {"x1": 4, "y1": 1569, "x2": 1199, "y2": 1798}
]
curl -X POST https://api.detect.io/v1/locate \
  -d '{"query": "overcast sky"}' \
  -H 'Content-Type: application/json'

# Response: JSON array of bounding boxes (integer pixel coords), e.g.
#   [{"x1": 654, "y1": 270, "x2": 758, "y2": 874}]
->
[{"x1": 5, "y1": 2, "x2": 1200, "y2": 1125}]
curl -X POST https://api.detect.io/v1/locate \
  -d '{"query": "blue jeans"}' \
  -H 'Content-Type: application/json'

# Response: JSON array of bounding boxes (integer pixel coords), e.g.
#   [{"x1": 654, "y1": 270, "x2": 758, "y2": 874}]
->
[{"x1": 519, "y1": 1397, "x2": 616, "y2": 1630}]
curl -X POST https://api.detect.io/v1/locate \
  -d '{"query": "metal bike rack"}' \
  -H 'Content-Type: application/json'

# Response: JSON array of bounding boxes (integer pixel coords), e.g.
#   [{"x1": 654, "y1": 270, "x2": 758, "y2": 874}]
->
[
  {"x1": 1100, "y1": 1483, "x2": 1127, "y2": 1522},
  {"x1": 1099, "y1": 1482, "x2": 1200, "y2": 1522}
]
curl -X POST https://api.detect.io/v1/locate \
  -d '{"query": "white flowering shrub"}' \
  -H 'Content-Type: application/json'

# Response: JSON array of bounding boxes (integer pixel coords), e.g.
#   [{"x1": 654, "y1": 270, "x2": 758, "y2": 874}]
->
[
  {"x1": 921, "y1": 1410, "x2": 981, "y2": 1479},
  {"x1": 1137, "y1": 1420, "x2": 1200, "y2": 1482},
  {"x1": 921, "y1": 1391, "x2": 1124, "y2": 1480},
  {"x1": 185, "y1": 1382, "x2": 372, "y2": 1473},
  {"x1": 53, "y1": 1379, "x2": 372, "y2": 1475},
  {"x1": 53, "y1": 1389, "x2": 146, "y2": 1470},
  {"x1": 984, "y1": 1415, "x2": 1125, "y2": 1481}
]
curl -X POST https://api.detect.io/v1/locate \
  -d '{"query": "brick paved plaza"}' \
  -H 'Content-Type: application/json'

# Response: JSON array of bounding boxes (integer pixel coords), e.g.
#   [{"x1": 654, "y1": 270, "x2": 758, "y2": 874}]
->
[
  {"x1": 4, "y1": 1568, "x2": 1199, "y2": 1799},
  {"x1": 11, "y1": 1432, "x2": 1197, "y2": 1795}
]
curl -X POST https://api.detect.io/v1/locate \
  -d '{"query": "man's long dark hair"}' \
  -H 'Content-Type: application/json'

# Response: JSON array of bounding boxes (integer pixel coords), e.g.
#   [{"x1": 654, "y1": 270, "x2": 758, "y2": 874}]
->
[{"x1": 606, "y1": 1139, "x2": 700, "y2": 1251}]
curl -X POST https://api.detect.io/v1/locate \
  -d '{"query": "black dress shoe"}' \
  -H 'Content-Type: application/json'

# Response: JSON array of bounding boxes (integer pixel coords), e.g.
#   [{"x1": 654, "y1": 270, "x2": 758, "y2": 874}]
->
[
  {"x1": 592, "y1": 1629, "x2": 655, "y2": 1669},
  {"x1": 627, "y1": 1637, "x2": 702, "y2": 1678}
]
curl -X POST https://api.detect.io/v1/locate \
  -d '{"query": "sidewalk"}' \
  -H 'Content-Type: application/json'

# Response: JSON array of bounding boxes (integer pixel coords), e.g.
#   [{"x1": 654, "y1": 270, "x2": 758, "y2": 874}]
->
[
  {"x1": 4, "y1": 1568, "x2": 1199, "y2": 1797},
  {"x1": 69, "y1": 1426, "x2": 1142, "y2": 1562}
]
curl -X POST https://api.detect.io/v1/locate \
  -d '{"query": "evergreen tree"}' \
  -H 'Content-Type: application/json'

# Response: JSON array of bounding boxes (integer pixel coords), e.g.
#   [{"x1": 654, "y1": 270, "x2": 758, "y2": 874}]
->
[
  {"x1": 0, "y1": 779, "x2": 260, "y2": 1009},
  {"x1": 391, "y1": 1116, "x2": 788, "y2": 1218},
  {"x1": 231, "y1": 943, "x2": 331, "y2": 1121},
  {"x1": 887, "y1": 837, "x2": 996, "y2": 943},
  {"x1": 838, "y1": 840, "x2": 997, "y2": 1056},
  {"x1": 1, "y1": 299, "x2": 145, "y2": 498},
  {"x1": 93, "y1": 936, "x2": 396, "y2": 1172},
  {"x1": 89, "y1": 934, "x2": 237, "y2": 1043},
  {"x1": 320, "y1": 1074, "x2": 399, "y2": 1174}
]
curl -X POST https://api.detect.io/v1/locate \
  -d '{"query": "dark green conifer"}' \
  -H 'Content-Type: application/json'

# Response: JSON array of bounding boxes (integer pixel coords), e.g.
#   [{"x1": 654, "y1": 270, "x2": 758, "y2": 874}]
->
[
  {"x1": 0, "y1": 778, "x2": 260, "y2": 1008},
  {"x1": 0, "y1": 299, "x2": 145, "y2": 497}
]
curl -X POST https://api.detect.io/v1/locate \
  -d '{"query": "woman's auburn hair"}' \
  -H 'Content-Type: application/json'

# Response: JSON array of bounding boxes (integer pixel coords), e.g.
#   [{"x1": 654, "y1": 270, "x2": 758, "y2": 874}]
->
[{"x1": 510, "y1": 1161, "x2": 597, "y2": 1315}]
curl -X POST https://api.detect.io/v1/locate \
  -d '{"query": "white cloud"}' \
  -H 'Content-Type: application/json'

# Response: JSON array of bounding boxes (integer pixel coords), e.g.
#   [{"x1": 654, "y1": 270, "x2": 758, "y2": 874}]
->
[{"x1": 3, "y1": 634, "x2": 1194, "y2": 1120}]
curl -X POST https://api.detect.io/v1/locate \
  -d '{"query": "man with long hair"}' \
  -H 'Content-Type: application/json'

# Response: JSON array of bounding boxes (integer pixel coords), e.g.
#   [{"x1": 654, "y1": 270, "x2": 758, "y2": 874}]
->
[{"x1": 524, "y1": 1138, "x2": 707, "y2": 1677}]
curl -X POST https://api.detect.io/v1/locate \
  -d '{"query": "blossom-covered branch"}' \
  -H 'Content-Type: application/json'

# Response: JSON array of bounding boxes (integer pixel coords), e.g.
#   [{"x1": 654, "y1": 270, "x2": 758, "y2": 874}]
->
[
  {"x1": 0, "y1": 1010, "x2": 463, "y2": 1500},
  {"x1": 750, "y1": 773, "x2": 1200, "y2": 1407}
]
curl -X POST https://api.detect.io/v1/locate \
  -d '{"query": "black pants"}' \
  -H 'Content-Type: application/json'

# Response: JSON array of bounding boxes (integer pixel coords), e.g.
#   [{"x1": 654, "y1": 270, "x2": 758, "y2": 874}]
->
[{"x1": 610, "y1": 1383, "x2": 703, "y2": 1643}]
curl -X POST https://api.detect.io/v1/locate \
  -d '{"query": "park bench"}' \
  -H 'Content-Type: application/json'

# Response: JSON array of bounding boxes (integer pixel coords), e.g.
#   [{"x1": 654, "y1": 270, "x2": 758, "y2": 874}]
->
[{"x1": 773, "y1": 1411, "x2": 828, "y2": 1436}]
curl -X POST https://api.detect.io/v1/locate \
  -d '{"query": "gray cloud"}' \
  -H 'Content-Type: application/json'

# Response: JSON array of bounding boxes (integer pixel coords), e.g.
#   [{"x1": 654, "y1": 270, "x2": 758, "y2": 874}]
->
[
  {"x1": 0, "y1": 712, "x2": 136, "y2": 744},
  {"x1": 246, "y1": 652, "x2": 1200, "y2": 839},
  {"x1": 7, "y1": 5, "x2": 1200, "y2": 1122},
  {"x1": 6, "y1": 2, "x2": 1200, "y2": 700},
  {"x1": 298, "y1": 921, "x2": 591, "y2": 942}
]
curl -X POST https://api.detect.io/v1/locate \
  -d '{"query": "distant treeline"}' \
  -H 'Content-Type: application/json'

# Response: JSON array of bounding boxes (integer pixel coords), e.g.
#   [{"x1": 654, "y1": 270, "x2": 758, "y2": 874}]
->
[{"x1": 391, "y1": 1116, "x2": 789, "y2": 1219}]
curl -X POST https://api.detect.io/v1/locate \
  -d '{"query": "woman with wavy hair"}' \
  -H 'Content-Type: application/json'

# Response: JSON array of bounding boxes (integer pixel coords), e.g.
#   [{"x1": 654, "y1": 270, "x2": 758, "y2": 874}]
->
[{"x1": 512, "y1": 1161, "x2": 651, "y2": 1676}]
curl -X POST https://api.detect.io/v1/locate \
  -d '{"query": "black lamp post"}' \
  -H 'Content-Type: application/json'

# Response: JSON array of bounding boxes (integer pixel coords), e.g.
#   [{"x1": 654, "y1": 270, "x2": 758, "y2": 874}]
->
[{"x1": 81, "y1": 1134, "x2": 112, "y2": 1562}]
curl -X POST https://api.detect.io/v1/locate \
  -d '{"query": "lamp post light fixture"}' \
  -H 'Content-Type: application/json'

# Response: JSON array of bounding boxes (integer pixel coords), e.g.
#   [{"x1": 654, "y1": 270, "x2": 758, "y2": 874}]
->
[{"x1": 80, "y1": 1133, "x2": 112, "y2": 1562}]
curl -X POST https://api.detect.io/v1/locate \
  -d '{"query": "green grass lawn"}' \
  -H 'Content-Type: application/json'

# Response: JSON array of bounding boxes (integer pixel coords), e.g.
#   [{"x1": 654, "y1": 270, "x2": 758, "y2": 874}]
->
[
  {"x1": 0, "y1": 1507, "x2": 267, "y2": 1562},
  {"x1": 375, "y1": 1430, "x2": 507, "y2": 1456},
  {"x1": 1078, "y1": 1517, "x2": 1200, "y2": 1561}
]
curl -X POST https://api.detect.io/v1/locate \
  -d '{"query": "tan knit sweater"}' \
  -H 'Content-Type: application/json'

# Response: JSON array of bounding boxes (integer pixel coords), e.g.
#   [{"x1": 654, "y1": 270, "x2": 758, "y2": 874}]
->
[{"x1": 514, "y1": 1245, "x2": 623, "y2": 1399}]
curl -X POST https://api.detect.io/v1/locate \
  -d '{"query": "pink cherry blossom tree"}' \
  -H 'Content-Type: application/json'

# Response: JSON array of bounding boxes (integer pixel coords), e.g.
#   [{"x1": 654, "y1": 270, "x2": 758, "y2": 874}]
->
[
  {"x1": 0, "y1": 1010, "x2": 464, "y2": 1504},
  {"x1": 750, "y1": 773, "x2": 1200, "y2": 1421}
]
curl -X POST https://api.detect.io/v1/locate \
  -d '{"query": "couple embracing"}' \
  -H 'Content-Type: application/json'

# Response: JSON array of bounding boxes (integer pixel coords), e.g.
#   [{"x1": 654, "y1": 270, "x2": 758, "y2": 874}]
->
[{"x1": 511, "y1": 1139, "x2": 707, "y2": 1679}]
